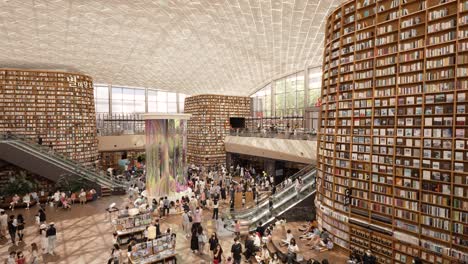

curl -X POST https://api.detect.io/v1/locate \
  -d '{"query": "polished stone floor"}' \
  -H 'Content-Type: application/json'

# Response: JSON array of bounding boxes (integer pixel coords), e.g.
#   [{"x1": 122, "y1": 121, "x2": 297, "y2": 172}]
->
[{"x1": 0, "y1": 196, "x2": 347, "y2": 264}]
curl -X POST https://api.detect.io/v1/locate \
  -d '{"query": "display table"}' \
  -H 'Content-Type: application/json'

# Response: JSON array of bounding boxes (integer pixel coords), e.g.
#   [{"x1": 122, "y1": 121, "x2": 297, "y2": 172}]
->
[
  {"x1": 113, "y1": 212, "x2": 152, "y2": 245},
  {"x1": 128, "y1": 235, "x2": 176, "y2": 264}
]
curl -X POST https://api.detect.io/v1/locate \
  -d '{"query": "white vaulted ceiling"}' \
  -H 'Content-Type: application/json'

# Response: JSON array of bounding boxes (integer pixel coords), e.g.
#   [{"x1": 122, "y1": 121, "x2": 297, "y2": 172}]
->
[{"x1": 0, "y1": 0, "x2": 343, "y2": 96}]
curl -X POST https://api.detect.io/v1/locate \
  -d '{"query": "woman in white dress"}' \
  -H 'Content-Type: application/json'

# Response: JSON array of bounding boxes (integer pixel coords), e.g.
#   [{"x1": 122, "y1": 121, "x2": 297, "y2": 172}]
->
[{"x1": 39, "y1": 224, "x2": 48, "y2": 252}]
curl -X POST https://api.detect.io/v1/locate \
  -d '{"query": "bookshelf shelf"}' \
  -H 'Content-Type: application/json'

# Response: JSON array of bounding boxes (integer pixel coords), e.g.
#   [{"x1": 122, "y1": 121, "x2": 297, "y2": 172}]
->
[
  {"x1": 0, "y1": 69, "x2": 98, "y2": 165},
  {"x1": 184, "y1": 95, "x2": 251, "y2": 167},
  {"x1": 317, "y1": 0, "x2": 468, "y2": 263}
]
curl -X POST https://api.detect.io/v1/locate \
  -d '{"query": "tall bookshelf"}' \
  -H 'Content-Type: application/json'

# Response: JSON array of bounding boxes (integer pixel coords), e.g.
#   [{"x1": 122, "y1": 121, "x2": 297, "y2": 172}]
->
[
  {"x1": 317, "y1": 0, "x2": 468, "y2": 263},
  {"x1": 184, "y1": 95, "x2": 251, "y2": 167},
  {"x1": 0, "y1": 69, "x2": 99, "y2": 165}
]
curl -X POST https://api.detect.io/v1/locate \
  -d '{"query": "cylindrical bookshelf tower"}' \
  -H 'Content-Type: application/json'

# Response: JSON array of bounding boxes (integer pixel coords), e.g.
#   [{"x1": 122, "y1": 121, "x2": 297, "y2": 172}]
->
[
  {"x1": 317, "y1": 0, "x2": 468, "y2": 263},
  {"x1": 0, "y1": 69, "x2": 98, "y2": 165}
]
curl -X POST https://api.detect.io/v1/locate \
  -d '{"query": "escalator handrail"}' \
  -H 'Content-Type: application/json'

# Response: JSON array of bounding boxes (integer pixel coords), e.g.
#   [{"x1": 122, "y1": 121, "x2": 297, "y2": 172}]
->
[
  {"x1": 6, "y1": 140, "x2": 120, "y2": 187},
  {"x1": 227, "y1": 167, "x2": 316, "y2": 219},
  {"x1": 224, "y1": 176, "x2": 317, "y2": 231},
  {"x1": 1, "y1": 134, "x2": 126, "y2": 188}
]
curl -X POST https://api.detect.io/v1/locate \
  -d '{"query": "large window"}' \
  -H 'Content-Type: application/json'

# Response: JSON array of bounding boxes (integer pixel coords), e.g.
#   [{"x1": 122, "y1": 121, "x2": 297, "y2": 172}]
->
[
  {"x1": 276, "y1": 71, "x2": 305, "y2": 117},
  {"x1": 94, "y1": 84, "x2": 109, "y2": 113},
  {"x1": 251, "y1": 84, "x2": 271, "y2": 117},
  {"x1": 179, "y1": 94, "x2": 187, "y2": 112},
  {"x1": 111, "y1": 87, "x2": 146, "y2": 114},
  {"x1": 308, "y1": 67, "x2": 322, "y2": 107},
  {"x1": 95, "y1": 84, "x2": 186, "y2": 115}
]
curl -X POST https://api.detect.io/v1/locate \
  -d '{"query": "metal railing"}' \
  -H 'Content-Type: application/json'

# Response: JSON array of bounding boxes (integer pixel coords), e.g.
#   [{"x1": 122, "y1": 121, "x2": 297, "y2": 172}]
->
[
  {"x1": 96, "y1": 113, "x2": 145, "y2": 136},
  {"x1": 221, "y1": 165, "x2": 316, "y2": 222},
  {"x1": 222, "y1": 168, "x2": 317, "y2": 231},
  {"x1": 1, "y1": 133, "x2": 128, "y2": 189},
  {"x1": 229, "y1": 129, "x2": 317, "y2": 141}
]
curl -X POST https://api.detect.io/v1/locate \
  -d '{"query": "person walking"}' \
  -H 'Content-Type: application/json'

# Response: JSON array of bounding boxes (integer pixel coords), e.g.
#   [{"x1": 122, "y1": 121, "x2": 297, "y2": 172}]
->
[
  {"x1": 213, "y1": 244, "x2": 224, "y2": 264},
  {"x1": 39, "y1": 224, "x2": 48, "y2": 253},
  {"x1": 212, "y1": 199, "x2": 219, "y2": 220},
  {"x1": 190, "y1": 229, "x2": 199, "y2": 253},
  {"x1": 7, "y1": 215, "x2": 17, "y2": 245},
  {"x1": 30, "y1": 243, "x2": 39, "y2": 264},
  {"x1": 197, "y1": 226, "x2": 207, "y2": 255},
  {"x1": 46, "y1": 222, "x2": 57, "y2": 255},
  {"x1": 163, "y1": 197, "x2": 170, "y2": 216},
  {"x1": 0, "y1": 210, "x2": 8, "y2": 239},
  {"x1": 182, "y1": 210, "x2": 191, "y2": 236},
  {"x1": 209, "y1": 232, "x2": 219, "y2": 257},
  {"x1": 16, "y1": 214, "x2": 24, "y2": 242},
  {"x1": 38, "y1": 208, "x2": 46, "y2": 224},
  {"x1": 230, "y1": 237, "x2": 242, "y2": 264}
]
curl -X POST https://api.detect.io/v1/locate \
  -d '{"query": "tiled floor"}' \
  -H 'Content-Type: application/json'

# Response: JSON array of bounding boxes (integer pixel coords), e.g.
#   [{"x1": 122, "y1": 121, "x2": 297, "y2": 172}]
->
[{"x1": 0, "y1": 196, "x2": 348, "y2": 263}]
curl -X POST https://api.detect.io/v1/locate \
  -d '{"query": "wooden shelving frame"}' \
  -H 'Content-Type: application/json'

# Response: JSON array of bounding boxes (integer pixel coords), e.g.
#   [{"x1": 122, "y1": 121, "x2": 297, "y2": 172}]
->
[
  {"x1": 0, "y1": 68, "x2": 99, "y2": 165},
  {"x1": 317, "y1": 0, "x2": 468, "y2": 263},
  {"x1": 184, "y1": 94, "x2": 251, "y2": 167}
]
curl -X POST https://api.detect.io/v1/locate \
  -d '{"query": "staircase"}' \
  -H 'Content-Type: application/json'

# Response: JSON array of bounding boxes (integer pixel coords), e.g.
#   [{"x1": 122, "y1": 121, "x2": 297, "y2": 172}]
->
[
  {"x1": 0, "y1": 133, "x2": 128, "y2": 194},
  {"x1": 222, "y1": 165, "x2": 317, "y2": 231}
]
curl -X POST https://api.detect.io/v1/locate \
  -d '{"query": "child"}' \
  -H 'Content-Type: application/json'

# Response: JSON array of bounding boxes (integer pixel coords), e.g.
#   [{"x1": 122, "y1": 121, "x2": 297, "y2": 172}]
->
[
  {"x1": 225, "y1": 256, "x2": 233, "y2": 264},
  {"x1": 6, "y1": 251, "x2": 16, "y2": 264},
  {"x1": 16, "y1": 251, "x2": 26, "y2": 264}
]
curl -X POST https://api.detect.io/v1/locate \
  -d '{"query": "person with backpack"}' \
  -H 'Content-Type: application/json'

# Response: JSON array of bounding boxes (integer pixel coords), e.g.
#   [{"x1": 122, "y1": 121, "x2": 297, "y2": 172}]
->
[{"x1": 231, "y1": 237, "x2": 242, "y2": 264}]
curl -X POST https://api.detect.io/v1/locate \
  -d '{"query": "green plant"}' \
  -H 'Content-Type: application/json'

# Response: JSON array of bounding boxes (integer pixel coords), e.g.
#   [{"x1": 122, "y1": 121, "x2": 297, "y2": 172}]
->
[
  {"x1": 1, "y1": 171, "x2": 36, "y2": 196},
  {"x1": 137, "y1": 153, "x2": 146, "y2": 163},
  {"x1": 55, "y1": 174, "x2": 91, "y2": 193}
]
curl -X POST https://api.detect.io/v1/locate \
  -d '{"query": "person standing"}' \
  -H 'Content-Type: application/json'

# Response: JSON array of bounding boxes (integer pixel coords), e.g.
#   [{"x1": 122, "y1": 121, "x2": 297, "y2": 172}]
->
[
  {"x1": 182, "y1": 210, "x2": 191, "y2": 236},
  {"x1": 163, "y1": 197, "x2": 170, "y2": 216},
  {"x1": 230, "y1": 237, "x2": 242, "y2": 264},
  {"x1": 46, "y1": 222, "x2": 57, "y2": 255},
  {"x1": 0, "y1": 210, "x2": 8, "y2": 238},
  {"x1": 197, "y1": 226, "x2": 207, "y2": 255},
  {"x1": 6, "y1": 251, "x2": 16, "y2": 264},
  {"x1": 30, "y1": 243, "x2": 39, "y2": 264},
  {"x1": 190, "y1": 229, "x2": 199, "y2": 253},
  {"x1": 16, "y1": 251, "x2": 26, "y2": 264},
  {"x1": 7, "y1": 215, "x2": 17, "y2": 245},
  {"x1": 212, "y1": 199, "x2": 219, "y2": 220},
  {"x1": 39, "y1": 224, "x2": 48, "y2": 253},
  {"x1": 38, "y1": 208, "x2": 46, "y2": 224},
  {"x1": 213, "y1": 244, "x2": 224, "y2": 264},
  {"x1": 208, "y1": 232, "x2": 219, "y2": 257},
  {"x1": 16, "y1": 214, "x2": 24, "y2": 242},
  {"x1": 287, "y1": 238, "x2": 300, "y2": 264},
  {"x1": 193, "y1": 207, "x2": 202, "y2": 230}
]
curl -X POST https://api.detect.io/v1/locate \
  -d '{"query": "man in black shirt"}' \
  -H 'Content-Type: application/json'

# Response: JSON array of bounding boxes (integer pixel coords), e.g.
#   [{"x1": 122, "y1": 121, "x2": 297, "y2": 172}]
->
[
  {"x1": 255, "y1": 221, "x2": 265, "y2": 237},
  {"x1": 46, "y1": 223, "x2": 57, "y2": 255},
  {"x1": 231, "y1": 237, "x2": 242, "y2": 264}
]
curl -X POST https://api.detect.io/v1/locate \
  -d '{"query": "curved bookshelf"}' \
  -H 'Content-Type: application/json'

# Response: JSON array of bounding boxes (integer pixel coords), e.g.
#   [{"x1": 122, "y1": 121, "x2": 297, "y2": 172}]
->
[
  {"x1": 317, "y1": 0, "x2": 468, "y2": 263},
  {"x1": 0, "y1": 69, "x2": 98, "y2": 165}
]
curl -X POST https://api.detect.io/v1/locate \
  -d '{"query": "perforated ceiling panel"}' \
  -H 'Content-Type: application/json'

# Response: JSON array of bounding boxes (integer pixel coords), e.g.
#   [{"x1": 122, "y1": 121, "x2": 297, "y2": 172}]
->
[{"x1": 0, "y1": 0, "x2": 343, "y2": 95}]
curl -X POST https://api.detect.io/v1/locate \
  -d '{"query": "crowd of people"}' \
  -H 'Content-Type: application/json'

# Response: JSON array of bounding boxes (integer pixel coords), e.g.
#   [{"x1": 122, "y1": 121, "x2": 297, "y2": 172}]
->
[
  {"x1": 1, "y1": 161, "x2": 330, "y2": 264},
  {"x1": 1, "y1": 203, "x2": 58, "y2": 264}
]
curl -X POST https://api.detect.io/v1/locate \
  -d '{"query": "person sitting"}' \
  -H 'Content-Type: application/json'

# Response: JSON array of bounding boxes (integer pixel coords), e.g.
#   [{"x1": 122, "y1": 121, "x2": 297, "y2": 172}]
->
[
  {"x1": 61, "y1": 197, "x2": 71, "y2": 210},
  {"x1": 280, "y1": 229, "x2": 294, "y2": 246},
  {"x1": 301, "y1": 226, "x2": 320, "y2": 240},
  {"x1": 362, "y1": 250, "x2": 377, "y2": 264},
  {"x1": 287, "y1": 238, "x2": 300, "y2": 264}
]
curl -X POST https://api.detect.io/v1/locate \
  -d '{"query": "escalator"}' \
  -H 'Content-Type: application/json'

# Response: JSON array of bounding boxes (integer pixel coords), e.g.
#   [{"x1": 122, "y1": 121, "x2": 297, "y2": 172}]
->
[
  {"x1": 223, "y1": 165, "x2": 317, "y2": 231},
  {"x1": 0, "y1": 134, "x2": 128, "y2": 193}
]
